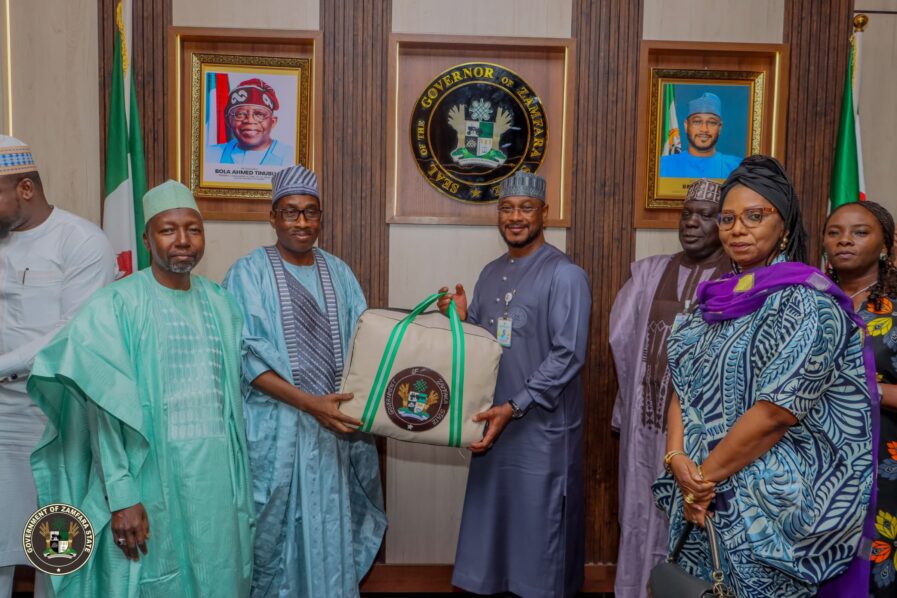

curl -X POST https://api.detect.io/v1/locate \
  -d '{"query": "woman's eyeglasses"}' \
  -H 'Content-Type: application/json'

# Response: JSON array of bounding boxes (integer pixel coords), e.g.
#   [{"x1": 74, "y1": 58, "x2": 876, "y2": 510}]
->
[{"x1": 717, "y1": 207, "x2": 778, "y2": 231}]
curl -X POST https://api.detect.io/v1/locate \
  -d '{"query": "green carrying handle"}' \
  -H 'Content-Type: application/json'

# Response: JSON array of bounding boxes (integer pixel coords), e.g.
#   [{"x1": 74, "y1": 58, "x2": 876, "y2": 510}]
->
[{"x1": 359, "y1": 292, "x2": 466, "y2": 447}]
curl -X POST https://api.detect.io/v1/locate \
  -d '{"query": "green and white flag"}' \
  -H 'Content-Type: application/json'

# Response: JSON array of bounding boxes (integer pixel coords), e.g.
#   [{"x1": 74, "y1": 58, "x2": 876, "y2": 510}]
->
[
  {"x1": 829, "y1": 29, "x2": 865, "y2": 210},
  {"x1": 103, "y1": 0, "x2": 147, "y2": 278},
  {"x1": 661, "y1": 83, "x2": 681, "y2": 156}
]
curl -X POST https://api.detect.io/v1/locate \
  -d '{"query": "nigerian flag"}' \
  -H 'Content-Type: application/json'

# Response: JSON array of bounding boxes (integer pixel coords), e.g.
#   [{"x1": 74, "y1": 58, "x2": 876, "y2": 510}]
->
[
  {"x1": 661, "y1": 83, "x2": 681, "y2": 156},
  {"x1": 829, "y1": 29, "x2": 865, "y2": 210},
  {"x1": 103, "y1": 0, "x2": 147, "y2": 278}
]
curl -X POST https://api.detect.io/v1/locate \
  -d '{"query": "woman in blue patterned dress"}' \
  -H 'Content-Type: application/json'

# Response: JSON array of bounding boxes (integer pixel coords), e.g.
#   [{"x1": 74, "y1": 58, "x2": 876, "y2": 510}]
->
[
  {"x1": 824, "y1": 200, "x2": 897, "y2": 598},
  {"x1": 653, "y1": 155, "x2": 875, "y2": 597}
]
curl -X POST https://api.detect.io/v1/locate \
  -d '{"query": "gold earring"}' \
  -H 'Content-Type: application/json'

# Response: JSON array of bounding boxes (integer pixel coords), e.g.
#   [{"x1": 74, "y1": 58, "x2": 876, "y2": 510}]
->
[{"x1": 779, "y1": 234, "x2": 789, "y2": 252}]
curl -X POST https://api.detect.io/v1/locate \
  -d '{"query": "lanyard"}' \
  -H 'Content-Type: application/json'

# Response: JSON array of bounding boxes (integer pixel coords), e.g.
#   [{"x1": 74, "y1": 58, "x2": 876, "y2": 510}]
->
[{"x1": 502, "y1": 290, "x2": 515, "y2": 317}]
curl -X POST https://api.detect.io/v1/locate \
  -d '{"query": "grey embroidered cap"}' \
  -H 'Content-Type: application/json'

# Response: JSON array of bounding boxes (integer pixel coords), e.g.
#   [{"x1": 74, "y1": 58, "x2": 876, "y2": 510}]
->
[
  {"x1": 685, "y1": 178, "x2": 722, "y2": 204},
  {"x1": 498, "y1": 171, "x2": 546, "y2": 202},
  {"x1": 271, "y1": 164, "x2": 319, "y2": 204}
]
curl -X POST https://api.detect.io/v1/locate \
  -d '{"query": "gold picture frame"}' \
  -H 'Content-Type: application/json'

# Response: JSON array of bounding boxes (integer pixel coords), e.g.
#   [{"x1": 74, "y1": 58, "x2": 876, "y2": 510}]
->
[
  {"x1": 633, "y1": 41, "x2": 788, "y2": 229},
  {"x1": 169, "y1": 28, "x2": 322, "y2": 221},
  {"x1": 647, "y1": 69, "x2": 764, "y2": 209}
]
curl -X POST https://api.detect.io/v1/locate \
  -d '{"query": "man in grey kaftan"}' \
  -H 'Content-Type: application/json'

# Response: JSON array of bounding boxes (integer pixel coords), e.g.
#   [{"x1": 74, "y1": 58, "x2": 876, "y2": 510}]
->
[
  {"x1": 439, "y1": 172, "x2": 591, "y2": 598},
  {"x1": 609, "y1": 178, "x2": 729, "y2": 598}
]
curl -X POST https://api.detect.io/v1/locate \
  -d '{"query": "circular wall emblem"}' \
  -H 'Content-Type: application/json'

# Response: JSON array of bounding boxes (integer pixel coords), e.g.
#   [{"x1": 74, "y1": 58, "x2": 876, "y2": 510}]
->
[
  {"x1": 385, "y1": 367, "x2": 450, "y2": 432},
  {"x1": 410, "y1": 62, "x2": 548, "y2": 203},
  {"x1": 22, "y1": 503, "x2": 94, "y2": 575}
]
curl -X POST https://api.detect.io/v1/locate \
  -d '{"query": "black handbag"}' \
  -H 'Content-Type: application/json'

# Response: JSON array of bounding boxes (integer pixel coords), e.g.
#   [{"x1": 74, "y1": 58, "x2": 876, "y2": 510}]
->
[{"x1": 647, "y1": 516, "x2": 735, "y2": 598}]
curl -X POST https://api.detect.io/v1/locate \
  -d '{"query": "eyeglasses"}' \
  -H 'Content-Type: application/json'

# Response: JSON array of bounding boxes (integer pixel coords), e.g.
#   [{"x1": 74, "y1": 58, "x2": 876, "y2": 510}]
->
[
  {"x1": 230, "y1": 108, "x2": 272, "y2": 123},
  {"x1": 717, "y1": 207, "x2": 778, "y2": 231},
  {"x1": 498, "y1": 205, "x2": 541, "y2": 216},
  {"x1": 272, "y1": 207, "x2": 322, "y2": 222}
]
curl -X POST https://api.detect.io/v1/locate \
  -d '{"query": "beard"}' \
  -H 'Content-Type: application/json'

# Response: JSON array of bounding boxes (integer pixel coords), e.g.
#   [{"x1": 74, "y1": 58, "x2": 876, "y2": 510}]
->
[
  {"x1": 162, "y1": 256, "x2": 198, "y2": 274},
  {"x1": 0, "y1": 203, "x2": 22, "y2": 239},
  {"x1": 688, "y1": 132, "x2": 719, "y2": 152},
  {"x1": 500, "y1": 223, "x2": 543, "y2": 249}
]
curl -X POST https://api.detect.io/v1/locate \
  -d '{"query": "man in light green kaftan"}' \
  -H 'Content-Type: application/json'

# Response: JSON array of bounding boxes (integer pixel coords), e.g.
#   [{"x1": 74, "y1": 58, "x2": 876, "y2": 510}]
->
[{"x1": 27, "y1": 181, "x2": 254, "y2": 598}]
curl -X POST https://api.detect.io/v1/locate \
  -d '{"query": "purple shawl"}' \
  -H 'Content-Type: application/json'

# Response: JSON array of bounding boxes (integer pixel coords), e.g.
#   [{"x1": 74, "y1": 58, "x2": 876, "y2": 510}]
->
[{"x1": 697, "y1": 261, "x2": 879, "y2": 597}]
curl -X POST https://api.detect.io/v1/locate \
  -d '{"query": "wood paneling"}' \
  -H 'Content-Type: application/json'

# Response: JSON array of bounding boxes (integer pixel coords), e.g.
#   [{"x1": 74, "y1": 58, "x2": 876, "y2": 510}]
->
[
  {"x1": 320, "y1": 0, "x2": 391, "y2": 309},
  {"x1": 99, "y1": 0, "x2": 172, "y2": 198},
  {"x1": 568, "y1": 0, "x2": 643, "y2": 564},
  {"x1": 783, "y1": 0, "x2": 855, "y2": 261},
  {"x1": 319, "y1": 0, "x2": 391, "y2": 567}
]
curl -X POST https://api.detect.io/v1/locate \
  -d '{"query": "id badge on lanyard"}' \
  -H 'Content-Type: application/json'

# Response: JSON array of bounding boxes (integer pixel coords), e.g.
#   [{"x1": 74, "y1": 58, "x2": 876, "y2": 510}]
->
[
  {"x1": 672, "y1": 299, "x2": 692, "y2": 332},
  {"x1": 497, "y1": 291, "x2": 514, "y2": 347}
]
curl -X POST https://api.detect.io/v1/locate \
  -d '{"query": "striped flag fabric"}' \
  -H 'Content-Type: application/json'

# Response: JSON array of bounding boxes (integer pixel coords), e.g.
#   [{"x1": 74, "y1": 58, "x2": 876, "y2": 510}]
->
[
  {"x1": 661, "y1": 83, "x2": 681, "y2": 156},
  {"x1": 829, "y1": 28, "x2": 865, "y2": 209},
  {"x1": 205, "y1": 72, "x2": 231, "y2": 145},
  {"x1": 103, "y1": 0, "x2": 148, "y2": 279}
]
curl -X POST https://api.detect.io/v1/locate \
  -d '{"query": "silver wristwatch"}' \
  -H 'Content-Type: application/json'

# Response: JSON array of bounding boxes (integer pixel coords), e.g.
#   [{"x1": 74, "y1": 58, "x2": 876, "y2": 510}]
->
[{"x1": 508, "y1": 399, "x2": 525, "y2": 419}]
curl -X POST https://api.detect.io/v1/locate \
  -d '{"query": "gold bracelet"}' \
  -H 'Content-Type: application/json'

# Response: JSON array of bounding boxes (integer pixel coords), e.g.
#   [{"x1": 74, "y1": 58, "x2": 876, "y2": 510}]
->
[{"x1": 663, "y1": 450, "x2": 687, "y2": 472}]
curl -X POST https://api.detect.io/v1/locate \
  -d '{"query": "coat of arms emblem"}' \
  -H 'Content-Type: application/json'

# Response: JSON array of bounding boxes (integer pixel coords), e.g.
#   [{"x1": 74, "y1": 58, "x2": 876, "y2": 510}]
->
[
  {"x1": 45, "y1": 523, "x2": 78, "y2": 559},
  {"x1": 448, "y1": 100, "x2": 511, "y2": 168}
]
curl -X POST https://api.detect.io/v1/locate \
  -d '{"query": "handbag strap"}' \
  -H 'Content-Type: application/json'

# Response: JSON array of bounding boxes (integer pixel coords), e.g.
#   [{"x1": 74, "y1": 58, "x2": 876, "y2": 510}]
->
[
  {"x1": 667, "y1": 515, "x2": 733, "y2": 597},
  {"x1": 704, "y1": 517, "x2": 733, "y2": 597},
  {"x1": 358, "y1": 292, "x2": 466, "y2": 447}
]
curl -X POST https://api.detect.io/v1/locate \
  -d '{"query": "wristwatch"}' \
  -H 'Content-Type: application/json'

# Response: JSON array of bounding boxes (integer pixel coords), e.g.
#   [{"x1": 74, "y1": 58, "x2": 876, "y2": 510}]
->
[{"x1": 508, "y1": 400, "x2": 525, "y2": 419}]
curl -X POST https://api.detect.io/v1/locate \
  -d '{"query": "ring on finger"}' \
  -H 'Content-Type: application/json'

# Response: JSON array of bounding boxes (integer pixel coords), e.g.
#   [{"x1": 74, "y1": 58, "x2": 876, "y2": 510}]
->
[
  {"x1": 684, "y1": 493, "x2": 695, "y2": 504},
  {"x1": 116, "y1": 537, "x2": 126, "y2": 546}
]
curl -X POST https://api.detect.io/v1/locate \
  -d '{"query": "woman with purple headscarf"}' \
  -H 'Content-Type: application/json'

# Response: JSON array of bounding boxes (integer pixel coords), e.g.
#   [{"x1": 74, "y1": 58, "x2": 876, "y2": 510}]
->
[{"x1": 652, "y1": 155, "x2": 876, "y2": 597}]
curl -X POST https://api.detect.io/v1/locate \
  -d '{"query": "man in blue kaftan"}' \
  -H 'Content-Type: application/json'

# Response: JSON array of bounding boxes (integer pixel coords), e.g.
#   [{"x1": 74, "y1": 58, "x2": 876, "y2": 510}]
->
[
  {"x1": 223, "y1": 164, "x2": 385, "y2": 598},
  {"x1": 439, "y1": 172, "x2": 591, "y2": 598}
]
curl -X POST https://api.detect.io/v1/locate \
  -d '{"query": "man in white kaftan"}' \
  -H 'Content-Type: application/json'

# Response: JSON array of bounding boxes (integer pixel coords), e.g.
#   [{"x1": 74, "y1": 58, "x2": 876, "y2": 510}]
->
[{"x1": 0, "y1": 135, "x2": 115, "y2": 597}]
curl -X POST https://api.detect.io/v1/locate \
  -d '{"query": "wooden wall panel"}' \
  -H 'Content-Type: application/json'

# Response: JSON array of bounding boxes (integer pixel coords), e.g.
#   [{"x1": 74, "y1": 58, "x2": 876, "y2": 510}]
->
[
  {"x1": 783, "y1": 0, "x2": 855, "y2": 261},
  {"x1": 99, "y1": 0, "x2": 172, "y2": 199},
  {"x1": 320, "y1": 0, "x2": 391, "y2": 308},
  {"x1": 569, "y1": 0, "x2": 643, "y2": 564}
]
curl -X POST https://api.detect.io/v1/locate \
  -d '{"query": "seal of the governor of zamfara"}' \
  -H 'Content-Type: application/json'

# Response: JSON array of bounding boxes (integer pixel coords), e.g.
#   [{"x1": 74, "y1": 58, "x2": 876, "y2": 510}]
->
[{"x1": 410, "y1": 62, "x2": 548, "y2": 203}]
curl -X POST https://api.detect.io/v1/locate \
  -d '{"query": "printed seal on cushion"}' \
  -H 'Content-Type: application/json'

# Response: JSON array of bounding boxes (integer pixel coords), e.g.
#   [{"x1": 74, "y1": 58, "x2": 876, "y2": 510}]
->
[{"x1": 385, "y1": 367, "x2": 451, "y2": 432}]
